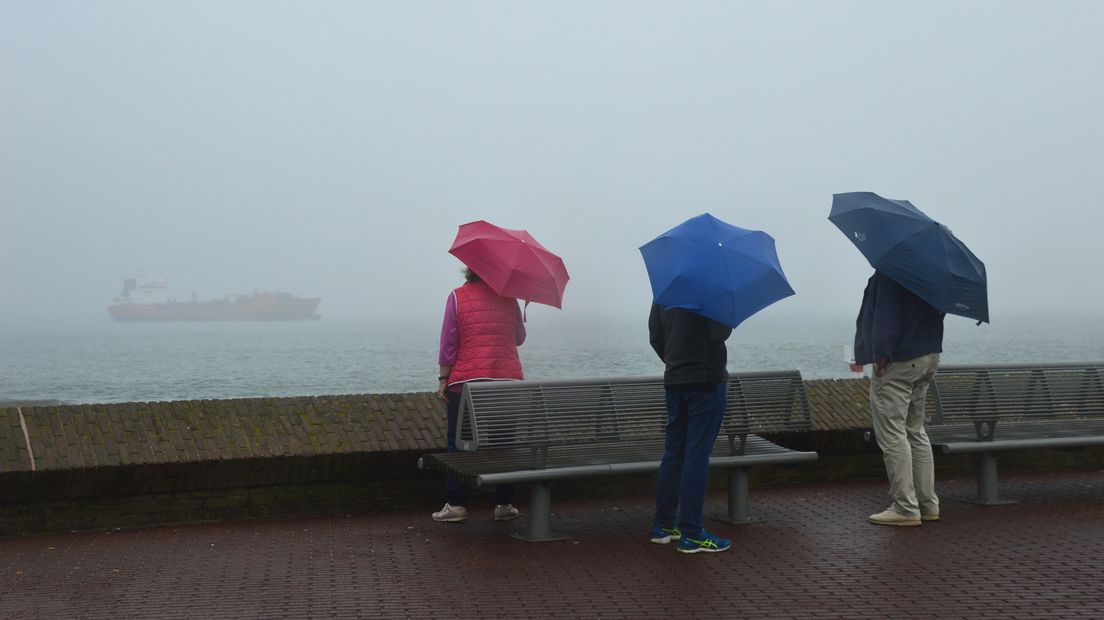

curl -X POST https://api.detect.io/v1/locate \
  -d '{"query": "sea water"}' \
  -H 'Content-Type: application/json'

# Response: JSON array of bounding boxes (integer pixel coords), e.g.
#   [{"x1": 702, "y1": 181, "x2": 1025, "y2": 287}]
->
[{"x1": 1, "y1": 314, "x2": 1101, "y2": 405}]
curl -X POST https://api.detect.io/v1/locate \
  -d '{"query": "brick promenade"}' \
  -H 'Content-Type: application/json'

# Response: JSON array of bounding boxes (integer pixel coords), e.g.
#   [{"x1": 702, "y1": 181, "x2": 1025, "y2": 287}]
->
[{"x1": 2, "y1": 470, "x2": 1102, "y2": 619}]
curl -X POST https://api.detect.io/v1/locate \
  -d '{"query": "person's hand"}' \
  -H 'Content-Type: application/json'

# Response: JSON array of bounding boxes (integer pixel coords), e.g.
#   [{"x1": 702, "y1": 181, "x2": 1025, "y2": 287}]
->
[
  {"x1": 436, "y1": 380, "x2": 448, "y2": 402},
  {"x1": 874, "y1": 358, "x2": 888, "y2": 378}
]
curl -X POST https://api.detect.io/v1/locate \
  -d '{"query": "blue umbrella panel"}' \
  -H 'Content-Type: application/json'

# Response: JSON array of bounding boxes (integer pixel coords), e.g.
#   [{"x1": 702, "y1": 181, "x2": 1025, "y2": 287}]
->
[
  {"x1": 640, "y1": 213, "x2": 795, "y2": 329},
  {"x1": 829, "y1": 192, "x2": 989, "y2": 323}
]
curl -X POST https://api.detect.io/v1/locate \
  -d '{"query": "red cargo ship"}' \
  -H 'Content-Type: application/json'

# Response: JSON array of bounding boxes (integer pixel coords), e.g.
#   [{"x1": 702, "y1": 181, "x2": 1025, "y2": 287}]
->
[{"x1": 107, "y1": 277, "x2": 321, "y2": 321}]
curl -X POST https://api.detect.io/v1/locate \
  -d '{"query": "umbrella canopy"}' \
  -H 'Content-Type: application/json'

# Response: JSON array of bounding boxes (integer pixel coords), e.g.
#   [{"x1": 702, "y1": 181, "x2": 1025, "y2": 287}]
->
[
  {"x1": 448, "y1": 220, "x2": 570, "y2": 308},
  {"x1": 639, "y1": 213, "x2": 795, "y2": 328},
  {"x1": 829, "y1": 191, "x2": 989, "y2": 323}
]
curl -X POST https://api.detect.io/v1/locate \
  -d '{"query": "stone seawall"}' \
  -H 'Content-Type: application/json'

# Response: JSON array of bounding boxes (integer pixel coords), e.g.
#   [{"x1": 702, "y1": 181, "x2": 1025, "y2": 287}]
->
[{"x1": 2, "y1": 379, "x2": 1100, "y2": 535}]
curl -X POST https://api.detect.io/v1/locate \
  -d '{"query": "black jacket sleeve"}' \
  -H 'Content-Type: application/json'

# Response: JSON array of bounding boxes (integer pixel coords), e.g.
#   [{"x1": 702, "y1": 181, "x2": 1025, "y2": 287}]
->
[{"x1": 648, "y1": 304, "x2": 665, "y2": 361}]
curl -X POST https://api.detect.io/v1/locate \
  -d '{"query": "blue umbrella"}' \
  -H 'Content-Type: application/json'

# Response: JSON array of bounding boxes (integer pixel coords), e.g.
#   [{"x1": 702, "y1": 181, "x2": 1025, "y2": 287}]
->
[
  {"x1": 829, "y1": 191, "x2": 989, "y2": 323},
  {"x1": 639, "y1": 213, "x2": 795, "y2": 328}
]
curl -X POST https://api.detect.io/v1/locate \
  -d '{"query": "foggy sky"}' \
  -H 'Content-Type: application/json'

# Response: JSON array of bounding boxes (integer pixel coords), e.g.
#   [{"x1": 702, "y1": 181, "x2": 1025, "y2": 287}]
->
[{"x1": 4, "y1": 1, "x2": 1103, "y2": 325}]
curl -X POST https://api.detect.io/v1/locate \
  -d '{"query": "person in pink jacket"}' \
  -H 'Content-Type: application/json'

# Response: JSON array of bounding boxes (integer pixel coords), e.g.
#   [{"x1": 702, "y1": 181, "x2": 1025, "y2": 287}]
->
[{"x1": 432, "y1": 267, "x2": 526, "y2": 523}]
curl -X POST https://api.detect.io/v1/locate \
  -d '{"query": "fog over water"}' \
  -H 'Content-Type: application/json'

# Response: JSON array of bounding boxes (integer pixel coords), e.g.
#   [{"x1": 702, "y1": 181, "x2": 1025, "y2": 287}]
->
[
  {"x1": 2, "y1": 314, "x2": 1100, "y2": 404},
  {"x1": 3, "y1": 2, "x2": 1104, "y2": 402}
]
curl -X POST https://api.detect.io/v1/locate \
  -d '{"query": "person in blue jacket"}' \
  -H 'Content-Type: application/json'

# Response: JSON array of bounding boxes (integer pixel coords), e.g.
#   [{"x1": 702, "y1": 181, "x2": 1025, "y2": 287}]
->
[
  {"x1": 647, "y1": 304, "x2": 734, "y2": 553},
  {"x1": 854, "y1": 270, "x2": 945, "y2": 526}
]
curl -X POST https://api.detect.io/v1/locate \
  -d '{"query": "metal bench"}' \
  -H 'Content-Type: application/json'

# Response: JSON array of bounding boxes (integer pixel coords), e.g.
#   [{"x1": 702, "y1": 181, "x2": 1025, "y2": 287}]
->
[
  {"x1": 925, "y1": 362, "x2": 1104, "y2": 504},
  {"x1": 418, "y1": 370, "x2": 817, "y2": 541}
]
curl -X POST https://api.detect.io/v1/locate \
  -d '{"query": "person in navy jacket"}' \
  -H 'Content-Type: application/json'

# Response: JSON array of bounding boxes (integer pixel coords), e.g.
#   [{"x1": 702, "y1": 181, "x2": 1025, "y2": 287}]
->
[{"x1": 854, "y1": 270, "x2": 945, "y2": 526}]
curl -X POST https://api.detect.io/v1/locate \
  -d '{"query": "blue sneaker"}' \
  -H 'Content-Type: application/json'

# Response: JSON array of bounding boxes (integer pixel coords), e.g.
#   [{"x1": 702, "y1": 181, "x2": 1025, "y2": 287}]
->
[
  {"x1": 649, "y1": 526, "x2": 681, "y2": 544},
  {"x1": 677, "y1": 530, "x2": 732, "y2": 554}
]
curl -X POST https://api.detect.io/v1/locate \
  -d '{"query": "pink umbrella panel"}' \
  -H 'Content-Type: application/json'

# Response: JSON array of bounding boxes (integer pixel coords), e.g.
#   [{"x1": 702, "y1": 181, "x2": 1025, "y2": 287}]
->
[{"x1": 448, "y1": 220, "x2": 570, "y2": 309}]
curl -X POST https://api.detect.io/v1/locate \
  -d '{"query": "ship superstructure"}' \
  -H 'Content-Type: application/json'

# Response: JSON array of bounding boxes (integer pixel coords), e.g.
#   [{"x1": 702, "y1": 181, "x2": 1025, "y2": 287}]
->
[{"x1": 108, "y1": 276, "x2": 321, "y2": 321}]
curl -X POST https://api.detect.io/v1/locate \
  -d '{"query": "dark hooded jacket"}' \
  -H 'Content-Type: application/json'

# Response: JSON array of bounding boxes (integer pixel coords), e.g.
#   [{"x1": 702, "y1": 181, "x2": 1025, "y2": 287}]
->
[{"x1": 648, "y1": 305, "x2": 732, "y2": 387}]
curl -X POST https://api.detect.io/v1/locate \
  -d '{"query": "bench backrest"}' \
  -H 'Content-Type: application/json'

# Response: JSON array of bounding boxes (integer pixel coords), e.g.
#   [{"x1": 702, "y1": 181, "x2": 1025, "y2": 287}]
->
[
  {"x1": 455, "y1": 370, "x2": 812, "y2": 453},
  {"x1": 927, "y1": 362, "x2": 1104, "y2": 439}
]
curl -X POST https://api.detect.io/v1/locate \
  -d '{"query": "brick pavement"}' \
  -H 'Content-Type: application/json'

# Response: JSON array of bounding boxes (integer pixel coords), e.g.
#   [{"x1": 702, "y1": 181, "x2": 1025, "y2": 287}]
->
[{"x1": 1, "y1": 469, "x2": 1102, "y2": 619}]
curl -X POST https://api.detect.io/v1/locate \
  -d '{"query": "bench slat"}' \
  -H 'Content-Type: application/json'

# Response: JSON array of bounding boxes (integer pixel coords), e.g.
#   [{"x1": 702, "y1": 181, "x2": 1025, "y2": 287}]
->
[{"x1": 936, "y1": 435, "x2": 1104, "y2": 454}]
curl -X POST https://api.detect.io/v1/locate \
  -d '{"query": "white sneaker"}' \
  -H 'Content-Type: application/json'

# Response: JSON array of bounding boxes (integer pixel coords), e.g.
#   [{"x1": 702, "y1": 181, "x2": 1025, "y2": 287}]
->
[
  {"x1": 493, "y1": 504, "x2": 520, "y2": 521},
  {"x1": 432, "y1": 503, "x2": 468, "y2": 523},
  {"x1": 869, "y1": 508, "x2": 921, "y2": 526}
]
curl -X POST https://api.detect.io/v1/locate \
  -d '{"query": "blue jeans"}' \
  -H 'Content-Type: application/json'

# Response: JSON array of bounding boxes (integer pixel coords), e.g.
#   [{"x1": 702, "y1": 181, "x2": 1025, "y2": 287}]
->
[
  {"x1": 445, "y1": 389, "x2": 513, "y2": 507},
  {"x1": 653, "y1": 384, "x2": 727, "y2": 538}
]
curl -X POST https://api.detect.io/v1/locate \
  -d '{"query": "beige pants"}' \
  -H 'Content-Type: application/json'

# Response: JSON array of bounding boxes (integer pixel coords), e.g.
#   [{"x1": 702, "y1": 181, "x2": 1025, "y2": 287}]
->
[{"x1": 870, "y1": 353, "x2": 940, "y2": 517}]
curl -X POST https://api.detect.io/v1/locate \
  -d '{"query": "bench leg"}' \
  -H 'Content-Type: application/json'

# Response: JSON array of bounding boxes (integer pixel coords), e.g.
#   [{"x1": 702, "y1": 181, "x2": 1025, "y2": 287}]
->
[
  {"x1": 713, "y1": 467, "x2": 762, "y2": 525},
  {"x1": 965, "y1": 453, "x2": 1018, "y2": 506},
  {"x1": 510, "y1": 481, "x2": 568, "y2": 542}
]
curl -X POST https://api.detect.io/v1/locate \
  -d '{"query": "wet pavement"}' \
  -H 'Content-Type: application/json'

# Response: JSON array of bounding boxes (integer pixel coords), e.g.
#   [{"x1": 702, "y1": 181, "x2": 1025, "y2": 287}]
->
[{"x1": 1, "y1": 469, "x2": 1102, "y2": 619}]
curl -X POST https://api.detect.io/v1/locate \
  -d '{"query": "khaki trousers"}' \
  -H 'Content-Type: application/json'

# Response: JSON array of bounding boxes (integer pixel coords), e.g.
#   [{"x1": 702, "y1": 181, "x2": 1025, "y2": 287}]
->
[{"x1": 870, "y1": 353, "x2": 940, "y2": 517}]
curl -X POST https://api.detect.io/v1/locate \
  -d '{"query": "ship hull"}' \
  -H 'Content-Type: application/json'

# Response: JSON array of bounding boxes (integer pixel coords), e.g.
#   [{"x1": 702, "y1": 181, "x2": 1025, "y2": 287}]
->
[{"x1": 108, "y1": 293, "x2": 321, "y2": 321}]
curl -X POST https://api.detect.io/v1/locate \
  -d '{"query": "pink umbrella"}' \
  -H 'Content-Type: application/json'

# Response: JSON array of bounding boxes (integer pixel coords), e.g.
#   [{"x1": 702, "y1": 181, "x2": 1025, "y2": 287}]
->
[{"x1": 448, "y1": 220, "x2": 570, "y2": 308}]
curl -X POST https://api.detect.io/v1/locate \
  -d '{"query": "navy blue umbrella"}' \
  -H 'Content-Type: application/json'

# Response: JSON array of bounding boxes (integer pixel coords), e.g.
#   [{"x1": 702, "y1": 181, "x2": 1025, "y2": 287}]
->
[
  {"x1": 829, "y1": 192, "x2": 989, "y2": 323},
  {"x1": 640, "y1": 213, "x2": 795, "y2": 328}
]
